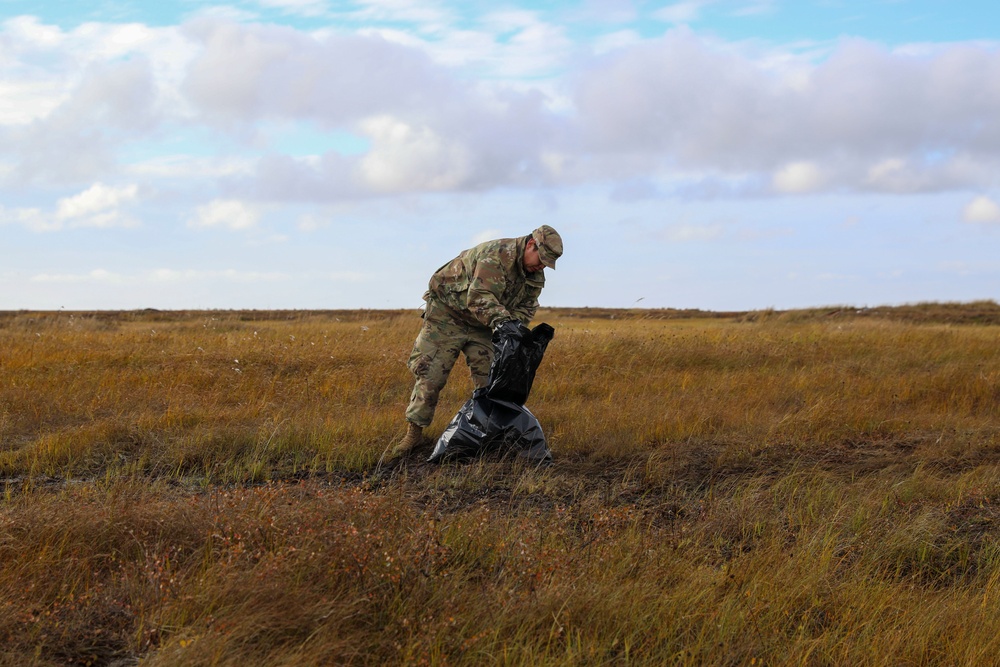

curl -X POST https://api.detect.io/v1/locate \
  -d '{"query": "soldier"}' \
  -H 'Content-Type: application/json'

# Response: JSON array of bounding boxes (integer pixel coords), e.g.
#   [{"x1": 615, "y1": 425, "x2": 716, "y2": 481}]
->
[{"x1": 392, "y1": 225, "x2": 563, "y2": 457}]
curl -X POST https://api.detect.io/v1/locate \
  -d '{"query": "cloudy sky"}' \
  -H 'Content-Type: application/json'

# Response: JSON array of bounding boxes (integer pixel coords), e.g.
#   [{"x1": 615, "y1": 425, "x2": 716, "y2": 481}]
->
[{"x1": 1, "y1": 0, "x2": 998, "y2": 311}]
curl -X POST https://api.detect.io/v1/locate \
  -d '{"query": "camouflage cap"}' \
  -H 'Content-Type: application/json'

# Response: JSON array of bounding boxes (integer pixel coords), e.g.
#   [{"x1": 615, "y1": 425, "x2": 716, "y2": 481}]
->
[{"x1": 531, "y1": 225, "x2": 563, "y2": 269}]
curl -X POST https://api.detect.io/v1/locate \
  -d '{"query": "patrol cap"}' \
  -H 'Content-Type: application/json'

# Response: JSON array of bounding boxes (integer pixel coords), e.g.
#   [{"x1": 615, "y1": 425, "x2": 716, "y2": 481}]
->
[{"x1": 531, "y1": 225, "x2": 563, "y2": 270}]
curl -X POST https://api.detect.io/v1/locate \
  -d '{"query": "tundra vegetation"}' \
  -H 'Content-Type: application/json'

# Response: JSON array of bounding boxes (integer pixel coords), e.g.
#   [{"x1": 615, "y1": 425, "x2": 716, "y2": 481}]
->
[{"x1": 2, "y1": 302, "x2": 1000, "y2": 666}]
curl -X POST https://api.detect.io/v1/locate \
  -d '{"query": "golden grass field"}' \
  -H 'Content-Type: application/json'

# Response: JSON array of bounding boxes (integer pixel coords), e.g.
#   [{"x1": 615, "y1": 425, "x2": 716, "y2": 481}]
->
[{"x1": 2, "y1": 302, "x2": 1000, "y2": 665}]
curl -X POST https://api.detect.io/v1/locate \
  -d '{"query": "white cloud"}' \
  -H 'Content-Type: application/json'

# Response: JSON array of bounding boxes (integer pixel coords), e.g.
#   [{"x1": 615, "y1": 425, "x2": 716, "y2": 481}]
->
[
  {"x1": 0, "y1": 16, "x2": 187, "y2": 128},
  {"x1": 339, "y1": 0, "x2": 456, "y2": 31},
  {"x1": 30, "y1": 269, "x2": 124, "y2": 283},
  {"x1": 0, "y1": 206, "x2": 51, "y2": 231},
  {"x1": 574, "y1": 31, "x2": 1000, "y2": 194},
  {"x1": 186, "y1": 6, "x2": 261, "y2": 23},
  {"x1": 476, "y1": 10, "x2": 573, "y2": 78},
  {"x1": 126, "y1": 155, "x2": 256, "y2": 179},
  {"x1": 180, "y1": 19, "x2": 461, "y2": 125},
  {"x1": 0, "y1": 80, "x2": 71, "y2": 125},
  {"x1": 66, "y1": 21, "x2": 160, "y2": 61},
  {"x1": 5, "y1": 7, "x2": 1000, "y2": 314},
  {"x1": 297, "y1": 212, "x2": 327, "y2": 231},
  {"x1": 1, "y1": 15, "x2": 63, "y2": 49},
  {"x1": 773, "y1": 161, "x2": 823, "y2": 194},
  {"x1": 540, "y1": 151, "x2": 571, "y2": 178},
  {"x1": 652, "y1": 0, "x2": 774, "y2": 23},
  {"x1": 356, "y1": 14, "x2": 571, "y2": 82},
  {"x1": 359, "y1": 115, "x2": 474, "y2": 191},
  {"x1": 256, "y1": 0, "x2": 330, "y2": 17},
  {"x1": 3, "y1": 10, "x2": 1000, "y2": 218},
  {"x1": 5, "y1": 55, "x2": 161, "y2": 184},
  {"x1": 56, "y1": 183, "x2": 139, "y2": 228},
  {"x1": 0, "y1": 183, "x2": 139, "y2": 231},
  {"x1": 866, "y1": 158, "x2": 906, "y2": 187},
  {"x1": 963, "y1": 196, "x2": 1000, "y2": 224},
  {"x1": 654, "y1": 2, "x2": 714, "y2": 23},
  {"x1": 188, "y1": 199, "x2": 263, "y2": 230},
  {"x1": 592, "y1": 30, "x2": 644, "y2": 55}
]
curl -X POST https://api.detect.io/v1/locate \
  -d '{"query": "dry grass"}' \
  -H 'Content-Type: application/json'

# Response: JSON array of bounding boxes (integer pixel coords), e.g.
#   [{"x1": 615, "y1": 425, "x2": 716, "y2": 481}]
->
[{"x1": 2, "y1": 304, "x2": 1000, "y2": 665}]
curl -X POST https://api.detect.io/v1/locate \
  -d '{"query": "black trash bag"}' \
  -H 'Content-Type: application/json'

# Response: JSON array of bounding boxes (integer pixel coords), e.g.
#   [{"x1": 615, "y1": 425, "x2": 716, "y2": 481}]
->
[
  {"x1": 428, "y1": 322, "x2": 555, "y2": 463},
  {"x1": 485, "y1": 321, "x2": 555, "y2": 406},
  {"x1": 427, "y1": 390, "x2": 551, "y2": 463}
]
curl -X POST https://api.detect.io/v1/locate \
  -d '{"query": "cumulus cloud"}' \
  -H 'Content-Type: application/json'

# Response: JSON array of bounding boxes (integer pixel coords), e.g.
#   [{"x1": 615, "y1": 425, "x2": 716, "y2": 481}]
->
[
  {"x1": 592, "y1": 30, "x2": 644, "y2": 55},
  {"x1": 475, "y1": 10, "x2": 574, "y2": 78},
  {"x1": 182, "y1": 25, "x2": 1000, "y2": 198},
  {"x1": 231, "y1": 153, "x2": 360, "y2": 202},
  {"x1": 297, "y1": 212, "x2": 328, "y2": 231},
  {"x1": 0, "y1": 80, "x2": 70, "y2": 125},
  {"x1": 7, "y1": 57, "x2": 160, "y2": 184},
  {"x1": 963, "y1": 196, "x2": 1000, "y2": 223},
  {"x1": 127, "y1": 155, "x2": 256, "y2": 179},
  {"x1": 56, "y1": 182, "x2": 139, "y2": 228},
  {"x1": 188, "y1": 199, "x2": 263, "y2": 230},
  {"x1": 342, "y1": 0, "x2": 455, "y2": 29},
  {"x1": 865, "y1": 158, "x2": 908, "y2": 188},
  {"x1": 5, "y1": 12, "x2": 1000, "y2": 207},
  {"x1": 772, "y1": 161, "x2": 824, "y2": 194},
  {"x1": 0, "y1": 17, "x2": 196, "y2": 186},
  {"x1": 653, "y1": 1, "x2": 785, "y2": 24},
  {"x1": 359, "y1": 115, "x2": 475, "y2": 191},
  {"x1": 0, "y1": 183, "x2": 139, "y2": 231},
  {"x1": 654, "y1": 1, "x2": 714, "y2": 23},
  {"x1": 175, "y1": 15, "x2": 565, "y2": 202},
  {"x1": 180, "y1": 20, "x2": 459, "y2": 125},
  {"x1": 574, "y1": 29, "x2": 1000, "y2": 193},
  {"x1": 0, "y1": 205, "x2": 48, "y2": 231},
  {"x1": 256, "y1": 0, "x2": 330, "y2": 17}
]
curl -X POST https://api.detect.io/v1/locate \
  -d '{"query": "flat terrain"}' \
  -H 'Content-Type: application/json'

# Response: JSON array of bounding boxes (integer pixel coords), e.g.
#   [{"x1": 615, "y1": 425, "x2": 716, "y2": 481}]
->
[{"x1": 2, "y1": 303, "x2": 1000, "y2": 665}]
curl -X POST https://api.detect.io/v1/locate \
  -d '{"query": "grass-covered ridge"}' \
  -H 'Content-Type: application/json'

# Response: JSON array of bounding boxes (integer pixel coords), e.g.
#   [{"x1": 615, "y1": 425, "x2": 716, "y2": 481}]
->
[{"x1": 2, "y1": 304, "x2": 999, "y2": 665}]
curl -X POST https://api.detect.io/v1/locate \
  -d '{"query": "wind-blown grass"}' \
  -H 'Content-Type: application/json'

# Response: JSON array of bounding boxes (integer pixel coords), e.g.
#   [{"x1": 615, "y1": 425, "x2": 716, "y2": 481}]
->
[{"x1": 2, "y1": 305, "x2": 1000, "y2": 665}]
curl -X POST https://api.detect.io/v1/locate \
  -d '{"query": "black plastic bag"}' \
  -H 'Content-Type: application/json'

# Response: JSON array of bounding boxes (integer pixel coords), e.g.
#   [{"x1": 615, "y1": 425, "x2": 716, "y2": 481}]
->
[
  {"x1": 429, "y1": 322, "x2": 555, "y2": 463},
  {"x1": 427, "y1": 390, "x2": 551, "y2": 463},
  {"x1": 485, "y1": 321, "x2": 555, "y2": 405}
]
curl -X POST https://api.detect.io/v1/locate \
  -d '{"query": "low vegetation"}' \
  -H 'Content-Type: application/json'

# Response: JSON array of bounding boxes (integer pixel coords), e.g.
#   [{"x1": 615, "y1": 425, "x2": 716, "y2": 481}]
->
[{"x1": 2, "y1": 303, "x2": 1000, "y2": 665}]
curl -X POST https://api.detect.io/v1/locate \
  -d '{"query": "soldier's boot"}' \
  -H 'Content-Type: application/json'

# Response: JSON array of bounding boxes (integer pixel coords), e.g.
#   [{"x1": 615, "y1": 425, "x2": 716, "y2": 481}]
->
[{"x1": 391, "y1": 422, "x2": 423, "y2": 457}]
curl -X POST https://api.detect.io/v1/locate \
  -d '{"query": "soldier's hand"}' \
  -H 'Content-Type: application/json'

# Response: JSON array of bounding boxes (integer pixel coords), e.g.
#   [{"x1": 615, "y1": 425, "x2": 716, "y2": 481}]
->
[{"x1": 495, "y1": 319, "x2": 529, "y2": 340}]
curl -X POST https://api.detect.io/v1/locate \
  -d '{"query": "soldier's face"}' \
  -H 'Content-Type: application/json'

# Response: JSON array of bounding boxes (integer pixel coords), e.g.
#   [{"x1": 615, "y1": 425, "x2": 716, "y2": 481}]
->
[{"x1": 523, "y1": 239, "x2": 545, "y2": 273}]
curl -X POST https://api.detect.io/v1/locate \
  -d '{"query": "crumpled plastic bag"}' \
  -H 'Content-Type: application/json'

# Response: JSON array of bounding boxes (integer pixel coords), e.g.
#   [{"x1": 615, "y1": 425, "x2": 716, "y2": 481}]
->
[
  {"x1": 486, "y1": 321, "x2": 554, "y2": 405},
  {"x1": 427, "y1": 390, "x2": 551, "y2": 462},
  {"x1": 429, "y1": 322, "x2": 555, "y2": 463}
]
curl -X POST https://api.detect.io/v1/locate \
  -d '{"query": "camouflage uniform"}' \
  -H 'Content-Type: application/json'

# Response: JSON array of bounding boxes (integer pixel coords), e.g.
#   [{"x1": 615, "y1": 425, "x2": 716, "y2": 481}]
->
[{"x1": 405, "y1": 235, "x2": 544, "y2": 428}]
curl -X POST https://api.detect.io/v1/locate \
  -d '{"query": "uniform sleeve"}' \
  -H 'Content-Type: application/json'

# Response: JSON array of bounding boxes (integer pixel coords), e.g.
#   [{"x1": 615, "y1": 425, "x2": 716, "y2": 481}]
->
[{"x1": 466, "y1": 255, "x2": 514, "y2": 329}]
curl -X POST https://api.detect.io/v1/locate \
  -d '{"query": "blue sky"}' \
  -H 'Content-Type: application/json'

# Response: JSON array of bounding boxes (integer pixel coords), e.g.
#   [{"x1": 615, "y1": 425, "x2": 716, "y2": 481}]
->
[{"x1": 1, "y1": 0, "x2": 999, "y2": 310}]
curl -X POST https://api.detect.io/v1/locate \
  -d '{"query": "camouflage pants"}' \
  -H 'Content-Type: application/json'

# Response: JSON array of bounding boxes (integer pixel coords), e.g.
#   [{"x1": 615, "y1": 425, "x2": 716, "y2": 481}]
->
[{"x1": 405, "y1": 299, "x2": 494, "y2": 428}]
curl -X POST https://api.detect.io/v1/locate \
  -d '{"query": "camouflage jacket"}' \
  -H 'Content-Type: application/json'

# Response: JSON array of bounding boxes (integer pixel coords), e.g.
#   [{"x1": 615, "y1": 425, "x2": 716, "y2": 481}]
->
[{"x1": 424, "y1": 236, "x2": 545, "y2": 329}]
